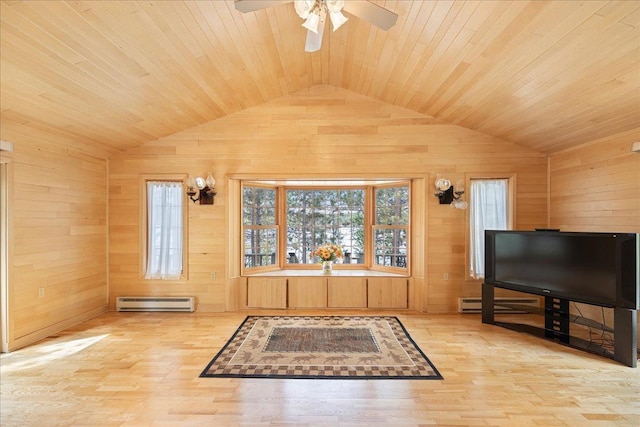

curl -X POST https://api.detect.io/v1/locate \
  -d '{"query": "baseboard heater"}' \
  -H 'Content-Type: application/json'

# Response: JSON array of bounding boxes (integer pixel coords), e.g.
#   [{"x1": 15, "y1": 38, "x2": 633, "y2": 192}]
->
[
  {"x1": 116, "y1": 296, "x2": 195, "y2": 312},
  {"x1": 458, "y1": 297, "x2": 539, "y2": 314}
]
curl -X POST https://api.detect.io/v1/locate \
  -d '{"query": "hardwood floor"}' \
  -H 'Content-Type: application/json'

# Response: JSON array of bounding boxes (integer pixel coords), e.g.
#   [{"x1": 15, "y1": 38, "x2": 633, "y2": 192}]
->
[{"x1": 1, "y1": 310, "x2": 638, "y2": 426}]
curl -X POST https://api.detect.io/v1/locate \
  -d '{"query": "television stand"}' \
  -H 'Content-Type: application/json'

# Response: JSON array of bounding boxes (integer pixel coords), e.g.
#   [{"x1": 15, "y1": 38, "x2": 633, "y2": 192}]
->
[{"x1": 482, "y1": 283, "x2": 638, "y2": 368}]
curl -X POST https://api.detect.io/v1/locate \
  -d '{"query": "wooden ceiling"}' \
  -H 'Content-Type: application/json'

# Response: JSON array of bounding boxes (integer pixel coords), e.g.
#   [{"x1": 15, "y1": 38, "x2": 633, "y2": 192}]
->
[{"x1": 1, "y1": 0, "x2": 639, "y2": 157}]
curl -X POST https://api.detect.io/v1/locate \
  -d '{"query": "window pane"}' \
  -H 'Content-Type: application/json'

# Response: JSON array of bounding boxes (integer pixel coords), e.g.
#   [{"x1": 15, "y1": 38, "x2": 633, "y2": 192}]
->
[
  {"x1": 375, "y1": 186, "x2": 409, "y2": 225},
  {"x1": 373, "y1": 228, "x2": 407, "y2": 268},
  {"x1": 286, "y1": 188, "x2": 365, "y2": 265},
  {"x1": 244, "y1": 228, "x2": 277, "y2": 268},
  {"x1": 469, "y1": 179, "x2": 509, "y2": 279},
  {"x1": 243, "y1": 187, "x2": 276, "y2": 225},
  {"x1": 243, "y1": 185, "x2": 278, "y2": 269},
  {"x1": 145, "y1": 181, "x2": 183, "y2": 280}
]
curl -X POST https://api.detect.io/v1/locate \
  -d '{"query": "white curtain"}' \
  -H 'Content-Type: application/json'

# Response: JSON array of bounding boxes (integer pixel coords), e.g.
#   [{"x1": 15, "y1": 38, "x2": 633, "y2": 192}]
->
[
  {"x1": 470, "y1": 179, "x2": 508, "y2": 279},
  {"x1": 145, "y1": 181, "x2": 183, "y2": 280}
]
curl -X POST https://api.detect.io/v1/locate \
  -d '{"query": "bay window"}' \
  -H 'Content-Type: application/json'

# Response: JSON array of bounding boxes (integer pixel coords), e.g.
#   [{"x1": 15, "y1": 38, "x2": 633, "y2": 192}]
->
[{"x1": 242, "y1": 181, "x2": 410, "y2": 273}]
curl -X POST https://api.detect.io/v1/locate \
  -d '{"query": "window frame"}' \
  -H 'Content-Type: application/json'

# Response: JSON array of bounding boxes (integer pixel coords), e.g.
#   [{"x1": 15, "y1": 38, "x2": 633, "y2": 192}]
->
[
  {"x1": 465, "y1": 173, "x2": 516, "y2": 282},
  {"x1": 241, "y1": 182, "x2": 280, "y2": 275},
  {"x1": 139, "y1": 174, "x2": 189, "y2": 282},
  {"x1": 240, "y1": 180, "x2": 411, "y2": 275},
  {"x1": 372, "y1": 182, "x2": 411, "y2": 273}
]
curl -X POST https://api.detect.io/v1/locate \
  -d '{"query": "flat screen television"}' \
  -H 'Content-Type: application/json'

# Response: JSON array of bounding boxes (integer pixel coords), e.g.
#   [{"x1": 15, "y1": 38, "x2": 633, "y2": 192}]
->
[{"x1": 484, "y1": 230, "x2": 639, "y2": 310}]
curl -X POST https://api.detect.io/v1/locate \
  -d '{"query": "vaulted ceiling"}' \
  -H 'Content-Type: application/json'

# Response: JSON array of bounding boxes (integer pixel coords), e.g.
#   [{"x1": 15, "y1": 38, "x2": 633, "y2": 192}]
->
[{"x1": 1, "y1": 0, "x2": 639, "y2": 158}]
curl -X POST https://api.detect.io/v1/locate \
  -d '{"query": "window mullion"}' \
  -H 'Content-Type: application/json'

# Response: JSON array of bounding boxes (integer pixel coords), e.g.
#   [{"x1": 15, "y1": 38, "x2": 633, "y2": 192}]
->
[
  {"x1": 277, "y1": 186, "x2": 285, "y2": 267},
  {"x1": 364, "y1": 186, "x2": 373, "y2": 267}
]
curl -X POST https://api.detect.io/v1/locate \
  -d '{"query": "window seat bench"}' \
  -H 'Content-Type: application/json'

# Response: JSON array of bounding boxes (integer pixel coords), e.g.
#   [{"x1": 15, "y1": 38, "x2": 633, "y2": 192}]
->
[{"x1": 244, "y1": 271, "x2": 410, "y2": 309}]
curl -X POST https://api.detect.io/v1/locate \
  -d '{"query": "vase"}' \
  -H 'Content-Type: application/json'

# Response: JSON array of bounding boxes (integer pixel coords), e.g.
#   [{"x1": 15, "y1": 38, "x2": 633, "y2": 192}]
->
[{"x1": 321, "y1": 260, "x2": 333, "y2": 274}]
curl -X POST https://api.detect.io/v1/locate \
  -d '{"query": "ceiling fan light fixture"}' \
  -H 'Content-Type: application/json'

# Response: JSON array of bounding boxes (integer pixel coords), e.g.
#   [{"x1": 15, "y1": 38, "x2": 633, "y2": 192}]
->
[
  {"x1": 298, "y1": 0, "x2": 344, "y2": 33},
  {"x1": 302, "y1": 12, "x2": 320, "y2": 33},
  {"x1": 326, "y1": 0, "x2": 345, "y2": 13},
  {"x1": 261, "y1": 0, "x2": 395, "y2": 52},
  {"x1": 329, "y1": 10, "x2": 348, "y2": 31},
  {"x1": 294, "y1": 0, "x2": 314, "y2": 19}
]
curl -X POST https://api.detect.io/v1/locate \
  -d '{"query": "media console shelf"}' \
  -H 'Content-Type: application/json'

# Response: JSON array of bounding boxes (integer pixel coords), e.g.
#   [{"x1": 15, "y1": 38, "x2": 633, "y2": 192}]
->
[{"x1": 482, "y1": 283, "x2": 638, "y2": 368}]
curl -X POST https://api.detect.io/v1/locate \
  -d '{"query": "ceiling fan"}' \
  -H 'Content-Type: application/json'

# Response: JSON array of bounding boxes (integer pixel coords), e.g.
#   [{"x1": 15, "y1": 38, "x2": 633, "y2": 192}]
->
[{"x1": 234, "y1": 0, "x2": 398, "y2": 52}]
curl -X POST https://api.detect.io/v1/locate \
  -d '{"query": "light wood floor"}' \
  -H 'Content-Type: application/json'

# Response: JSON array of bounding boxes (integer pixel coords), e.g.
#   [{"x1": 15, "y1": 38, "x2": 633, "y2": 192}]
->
[{"x1": 1, "y1": 310, "x2": 638, "y2": 427}]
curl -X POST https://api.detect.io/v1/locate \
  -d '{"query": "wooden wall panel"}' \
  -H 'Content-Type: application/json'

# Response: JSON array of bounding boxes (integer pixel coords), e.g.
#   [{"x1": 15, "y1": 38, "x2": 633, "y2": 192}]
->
[
  {"x1": 368, "y1": 278, "x2": 408, "y2": 309},
  {"x1": 288, "y1": 277, "x2": 327, "y2": 308},
  {"x1": 108, "y1": 86, "x2": 548, "y2": 313},
  {"x1": 247, "y1": 278, "x2": 286, "y2": 309},
  {"x1": 0, "y1": 132, "x2": 108, "y2": 351},
  {"x1": 327, "y1": 277, "x2": 367, "y2": 308},
  {"x1": 549, "y1": 128, "x2": 640, "y2": 344},
  {"x1": 550, "y1": 129, "x2": 640, "y2": 233}
]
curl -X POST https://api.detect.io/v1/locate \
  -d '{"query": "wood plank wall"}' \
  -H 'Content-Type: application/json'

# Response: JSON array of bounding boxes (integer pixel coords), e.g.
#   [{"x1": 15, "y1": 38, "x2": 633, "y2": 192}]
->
[
  {"x1": 109, "y1": 85, "x2": 548, "y2": 313},
  {"x1": 549, "y1": 128, "x2": 640, "y2": 344},
  {"x1": 550, "y1": 129, "x2": 640, "y2": 232},
  {"x1": 0, "y1": 126, "x2": 108, "y2": 351}
]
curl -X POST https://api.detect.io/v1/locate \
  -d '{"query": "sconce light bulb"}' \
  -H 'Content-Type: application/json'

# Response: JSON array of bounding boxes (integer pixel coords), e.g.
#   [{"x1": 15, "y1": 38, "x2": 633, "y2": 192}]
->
[
  {"x1": 206, "y1": 173, "x2": 216, "y2": 189},
  {"x1": 435, "y1": 177, "x2": 451, "y2": 192},
  {"x1": 186, "y1": 176, "x2": 195, "y2": 189},
  {"x1": 194, "y1": 176, "x2": 206, "y2": 190}
]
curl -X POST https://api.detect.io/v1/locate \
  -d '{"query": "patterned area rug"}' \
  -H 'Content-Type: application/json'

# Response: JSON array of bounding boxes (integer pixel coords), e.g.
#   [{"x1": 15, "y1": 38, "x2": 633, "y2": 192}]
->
[{"x1": 200, "y1": 316, "x2": 443, "y2": 380}]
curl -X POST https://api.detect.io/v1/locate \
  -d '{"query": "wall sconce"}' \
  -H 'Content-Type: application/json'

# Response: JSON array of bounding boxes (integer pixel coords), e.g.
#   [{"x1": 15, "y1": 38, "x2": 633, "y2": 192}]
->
[
  {"x1": 435, "y1": 176, "x2": 467, "y2": 209},
  {"x1": 186, "y1": 173, "x2": 216, "y2": 204}
]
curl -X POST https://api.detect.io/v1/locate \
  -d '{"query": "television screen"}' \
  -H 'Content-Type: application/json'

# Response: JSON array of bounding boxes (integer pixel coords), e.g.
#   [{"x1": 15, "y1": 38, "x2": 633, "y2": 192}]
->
[{"x1": 485, "y1": 231, "x2": 639, "y2": 309}]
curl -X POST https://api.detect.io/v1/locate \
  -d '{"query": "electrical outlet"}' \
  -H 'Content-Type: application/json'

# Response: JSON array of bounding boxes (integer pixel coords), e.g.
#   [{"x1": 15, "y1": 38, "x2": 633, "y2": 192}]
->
[
  {"x1": 38, "y1": 287, "x2": 45, "y2": 297},
  {"x1": 443, "y1": 273, "x2": 449, "y2": 281},
  {"x1": 210, "y1": 272, "x2": 216, "y2": 280}
]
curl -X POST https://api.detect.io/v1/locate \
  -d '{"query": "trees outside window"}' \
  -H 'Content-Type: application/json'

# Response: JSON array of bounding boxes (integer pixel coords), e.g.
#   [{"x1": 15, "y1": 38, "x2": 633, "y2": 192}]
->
[
  {"x1": 286, "y1": 189, "x2": 365, "y2": 265},
  {"x1": 242, "y1": 186, "x2": 277, "y2": 268},
  {"x1": 373, "y1": 186, "x2": 409, "y2": 268}
]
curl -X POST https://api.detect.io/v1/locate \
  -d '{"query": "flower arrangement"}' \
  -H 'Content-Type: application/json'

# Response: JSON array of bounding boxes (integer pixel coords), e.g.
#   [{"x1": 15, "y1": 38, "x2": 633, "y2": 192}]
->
[{"x1": 310, "y1": 243, "x2": 344, "y2": 262}]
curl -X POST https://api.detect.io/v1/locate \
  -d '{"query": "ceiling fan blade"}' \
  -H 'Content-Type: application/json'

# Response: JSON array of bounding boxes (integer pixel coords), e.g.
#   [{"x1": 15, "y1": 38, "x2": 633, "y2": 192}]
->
[
  {"x1": 305, "y1": 18, "x2": 326, "y2": 52},
  {"x1": 342, "y1": 1, "x2": 398, "y2": 31},
  {"x1": 234, "y1": 0, "x2": 293, "y2": 13}
]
